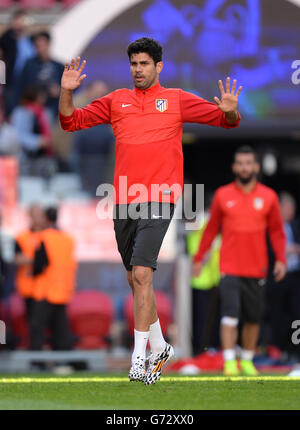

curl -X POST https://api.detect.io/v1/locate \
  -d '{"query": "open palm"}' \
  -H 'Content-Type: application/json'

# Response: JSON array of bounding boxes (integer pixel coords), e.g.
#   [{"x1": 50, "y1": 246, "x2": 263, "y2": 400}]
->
[
  {"x1": 214, "y1": 77, "x2": 242, "y2": 113},
  {"x1": 61, "y1": 56, "x2": 87, "y2": 91}
]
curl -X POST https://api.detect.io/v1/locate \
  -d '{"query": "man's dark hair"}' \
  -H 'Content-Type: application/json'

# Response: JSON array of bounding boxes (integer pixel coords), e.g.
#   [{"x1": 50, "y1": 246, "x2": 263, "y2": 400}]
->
[
  {"x1": 234, "y1": 145, "x2": 259, "y2": 162},
  {"x1": 11, "y1": 9, "x2": 27, "y2": 20},
  {"x1": 45, "y1": 207, "x2": 58, "y2": 224},
  {"x1": 21, "y1": 85, "x2": 46, "y2": 104},
  {"x1": 127, "y1": 37, "x2": 162, "y2": 64},
  {"x1": 32, "y1": 31, "x2": 51, "y2": 43}
]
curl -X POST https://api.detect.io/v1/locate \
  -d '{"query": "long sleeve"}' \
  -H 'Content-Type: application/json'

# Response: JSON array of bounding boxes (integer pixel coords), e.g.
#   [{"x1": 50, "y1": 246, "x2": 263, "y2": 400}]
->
[
  {"x1": 59, "y1": 92, "x2": 114, "y2": 132},
  {"x1": 194, "y1": 191, "x2": 223, "y2": 263},
  {"x1": 179, "y1": 89, "x2": 240, "y2": 129},
  {"x1": 267, "y1": 193, "x2": 286, "y2": 265},
  {"x1": 11, "y1": 107, "x2": 41, "y2": 151}
]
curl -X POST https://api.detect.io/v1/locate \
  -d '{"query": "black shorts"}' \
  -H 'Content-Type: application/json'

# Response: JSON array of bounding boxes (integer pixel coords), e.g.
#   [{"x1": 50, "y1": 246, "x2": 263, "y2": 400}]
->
[
  {"x1": 113, "y1": 202, "x2": 175, "y2": 272},
  {"x1": 219, "y1": 275, "x2": 266, "y2": 323}
]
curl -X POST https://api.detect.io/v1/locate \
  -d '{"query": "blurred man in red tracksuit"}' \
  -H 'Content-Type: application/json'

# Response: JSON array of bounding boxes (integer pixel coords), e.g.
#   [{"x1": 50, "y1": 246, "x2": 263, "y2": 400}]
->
[{"x1": 193, "y1": 146, "x2": 286, "y2": 376}]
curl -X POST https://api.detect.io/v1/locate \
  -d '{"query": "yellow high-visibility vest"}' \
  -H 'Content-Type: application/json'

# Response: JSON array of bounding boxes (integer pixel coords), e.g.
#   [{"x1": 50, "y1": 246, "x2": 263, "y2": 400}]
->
[{"x1": 186, "y1": 219, "x2": 221, "y2": 290}]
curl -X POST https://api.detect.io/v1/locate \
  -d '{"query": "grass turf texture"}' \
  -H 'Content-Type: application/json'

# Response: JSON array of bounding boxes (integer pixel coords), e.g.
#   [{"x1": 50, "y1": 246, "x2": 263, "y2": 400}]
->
[{"x1": 0, "y1": 374, "x2": 299, "y2": 410}]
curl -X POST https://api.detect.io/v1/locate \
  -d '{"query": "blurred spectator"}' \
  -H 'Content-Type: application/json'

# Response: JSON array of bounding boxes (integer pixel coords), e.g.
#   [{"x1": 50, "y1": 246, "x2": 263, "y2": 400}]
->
[
  {"x1": 268, "y1": 192, "x2": 300, "y2": 360},
  {"x1": 0, "y1": 211, "x2": 15, "y2": 298},
  {"x1": 0, "y1": 211, "x2": 19, "y2": 350},
  {"x1": 186, "y1": 199, "x2": 221, "y2": 356},
  {"x1": 53, "y1": 80, "x2": 115, "y2": 184},
  {"x1": 10, "y1": 86, "x2": 56, "y2": 177},
  {"x1": 72, "y1": 81, "x2": 115, "y2": 194},
  {"x1": 0, "y1": 118, "x2": 19, "y2": 156},
  {"x1": 0, "y1": 213, "x2": 6, "y2": 299},
  {"x1": 0, "y1": 9, "x2": 35, "y2": 117},
  {"x1": 29, "y1": 206, "x2": 76, "y2": 351},
  {"x1": 18, "y1": 31, "x2": 64, "y2": 124},
  {"x1": 14, "y1": 204, "x2": 47, "y2": 321}
]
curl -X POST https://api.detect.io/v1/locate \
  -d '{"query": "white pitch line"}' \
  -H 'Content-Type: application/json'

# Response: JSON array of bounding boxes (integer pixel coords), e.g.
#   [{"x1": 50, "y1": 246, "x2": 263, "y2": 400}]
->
[{"x1": 0, "y1": 376, "x2": 300, "y2": 384}]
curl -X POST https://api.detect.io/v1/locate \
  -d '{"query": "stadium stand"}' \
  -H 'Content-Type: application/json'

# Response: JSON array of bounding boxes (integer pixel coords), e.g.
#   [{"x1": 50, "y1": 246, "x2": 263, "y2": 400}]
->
[
  {"x1": 67, "y1": 290, "x2": 114, "y2": 349},
  {"x1": 0, "y1": 0, "x2": 82, "y2": 10},
  {"x1": 19, "y1": 0, "x2": 57, "y2": 9},
  {"x1": 0, "y1": 0, "x2": 15, "y2": 9},
  {"x1": 8, "y1": 292, "x2": 29, "y2": 349},
  {"x1": 124, "y1": 291, "x2": 172, "y2": 337},
  {"x1": 61, "y1": 0, "x2": 82, "y2": 7}
]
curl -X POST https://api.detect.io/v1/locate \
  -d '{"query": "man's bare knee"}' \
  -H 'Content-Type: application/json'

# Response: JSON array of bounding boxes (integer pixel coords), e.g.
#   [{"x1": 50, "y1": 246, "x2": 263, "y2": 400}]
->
[{"x1": 132, "y1": 266, "x2": 152, "y2": 287}]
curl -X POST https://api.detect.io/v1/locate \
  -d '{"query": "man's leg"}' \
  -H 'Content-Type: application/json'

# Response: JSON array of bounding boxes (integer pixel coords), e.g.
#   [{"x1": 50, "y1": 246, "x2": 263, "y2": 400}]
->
[
  {"x1": 219, "y1": 276, "x2": 241, "y2": 375},
  {"x1": 239, "y1": 322, "x2": 259, "y2": 375},
  {"x1": 241, "y1": 322, "x2": 260, "y2": 352},
  {"x1": 29, "y1": 300, "x2": 51, "y2": 350},
  {"x1": 131, "y1": 265, "x2": 167, "y2": 359},
  {"x1": 127, "y1": 267, "x2": 152, "y2": 381},
  {"x1": 128, "y1": 270, "x2": 158, "y2": 332},
  {"x1": 221, "y1": 318, "x2": 239, "y2": 352},
  {"x1": 128, "y1": 268, "x2": 165, "y2": 356},
  {"x1": 126, "y1": 203, "x2": 175, "y2": 384},
  {"x1": 50, "y1": 303, "x2": 74, "y2": 351},
  {"x1": 239, "y1": 278, "x2": 265, "y2": 375},
  {"x1": 220, "y1": 316, "x2": 239, "y2": 374}
]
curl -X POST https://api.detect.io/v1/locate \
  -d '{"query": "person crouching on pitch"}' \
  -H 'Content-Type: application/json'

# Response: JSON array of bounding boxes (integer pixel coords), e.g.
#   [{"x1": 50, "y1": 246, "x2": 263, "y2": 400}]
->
[{"x1": 193, "y1": 146, "x2": 287, "y2": 376}]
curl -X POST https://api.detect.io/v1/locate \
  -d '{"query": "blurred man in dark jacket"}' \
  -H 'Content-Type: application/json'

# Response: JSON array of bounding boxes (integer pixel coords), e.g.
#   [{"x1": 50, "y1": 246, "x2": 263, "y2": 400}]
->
[
  {"x1": 0, "y1": 9, "x2": 35, "y2": 117},
  {"x1": 18, "y1": 31, "x2": 64, "y2": 124}
]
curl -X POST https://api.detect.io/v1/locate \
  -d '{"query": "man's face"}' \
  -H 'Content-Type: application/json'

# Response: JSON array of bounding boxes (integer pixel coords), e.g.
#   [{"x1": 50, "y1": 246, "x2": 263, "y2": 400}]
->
[
  {"x1": 34, "y1": 36, "x2": 50, "y2": 58},
  {"x1": 232, "y1": 153, "x2": 259, "y2": 184},
  {"x1": 129, "y1": 52, "x2": 163, "y2": 89},
  {"x1": 11, "y1": 14, "x2": 27, "y2": 34},
  {"x1": 29, "y1": 205, "x2": 47, "y2": 231},
  {"x1": 281, "y1": 199, "x2": 296, "y2": 222}
]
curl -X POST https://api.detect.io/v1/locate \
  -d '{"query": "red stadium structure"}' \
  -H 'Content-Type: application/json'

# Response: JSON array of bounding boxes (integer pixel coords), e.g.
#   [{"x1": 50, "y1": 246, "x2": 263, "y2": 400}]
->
[
  {"x1": 0, "y1": 0, "x2": 15, "y2": 9},
  {"x1": 124, "y1": 291, "x2": 172, "y2": 337},
  {"x1": 19, "y1": 0, "x2": 57, "y2": 9},
  {"x1": 8, "y1": 293, "x2": 29, "y2": 349},
  {"x1": 67, "y1": 290, "x2": 114, "y2": 349},
  {"x1": 0, "y1": 0, "x2": 81, "y2": 9}
]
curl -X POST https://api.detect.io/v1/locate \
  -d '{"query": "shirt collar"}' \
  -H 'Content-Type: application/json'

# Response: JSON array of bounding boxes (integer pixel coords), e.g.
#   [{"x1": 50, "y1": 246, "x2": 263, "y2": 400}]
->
[
  {"x1": 233, "y1": 180, "x2": 258, "y2": 195},
  {"x1": 133, "y1": 81, "x2": 162, "y2": 96}
]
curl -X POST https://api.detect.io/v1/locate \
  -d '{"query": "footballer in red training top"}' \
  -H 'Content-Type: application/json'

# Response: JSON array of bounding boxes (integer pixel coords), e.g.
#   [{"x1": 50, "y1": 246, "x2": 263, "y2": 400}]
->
[
  {"x1": 193, "y1": 146, "x2": 286, "y2": 376},
  {"x1": 58, "y1": 37, "x2": 242, "y2": 385}
]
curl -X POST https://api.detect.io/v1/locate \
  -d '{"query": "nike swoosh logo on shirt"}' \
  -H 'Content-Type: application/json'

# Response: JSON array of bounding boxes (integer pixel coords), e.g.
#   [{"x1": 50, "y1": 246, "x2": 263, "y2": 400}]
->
[
  {"x1": 152, "y1": 214, "x2": 163, "y2": 219},
  {"x1": 122, "y1": 104, "x2": 132, "y2": 108}
]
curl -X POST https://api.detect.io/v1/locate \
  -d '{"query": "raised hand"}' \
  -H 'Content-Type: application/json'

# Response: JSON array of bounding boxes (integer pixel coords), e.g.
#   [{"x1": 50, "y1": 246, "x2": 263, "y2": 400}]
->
[
  {"x1": 61, "y1": 56, "x2": 87, "y2": 91},
  {"x1": 192, "y1": 261, "x2": 203, "y2": 278},
  {"x1": 273, "y1": 261, "x2": 286, "y2": 282},
  {"x1": 214, "y1": 77, "x2": 242, "y2": 113}
]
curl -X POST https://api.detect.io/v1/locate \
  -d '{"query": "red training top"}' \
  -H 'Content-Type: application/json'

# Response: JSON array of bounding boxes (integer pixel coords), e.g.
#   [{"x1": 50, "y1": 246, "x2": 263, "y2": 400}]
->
[
  {"x1": 194, "y1": 181, "x2": 286, "y2": 278},
  {"x1": 59, "y1": 82, "x2": 240, "y2": 204}
]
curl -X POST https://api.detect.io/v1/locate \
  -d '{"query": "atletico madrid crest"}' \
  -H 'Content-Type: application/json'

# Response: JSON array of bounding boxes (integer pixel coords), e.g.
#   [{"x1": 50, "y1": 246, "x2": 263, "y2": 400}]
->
[
  {"x1": 253, "y1": 197, "x2": 264, "y2": 210},
  {"x1": 155, "y1": 99, "x2": 168, "y2": 112}
]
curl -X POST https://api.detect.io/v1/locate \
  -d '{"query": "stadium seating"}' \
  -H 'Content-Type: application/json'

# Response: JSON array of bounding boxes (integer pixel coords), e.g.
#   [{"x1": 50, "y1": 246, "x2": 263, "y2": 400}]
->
[
  {"x1": 0, "y1": 0, "x2": 15, "y2": 9},
  {"x1": 18, "y1": 176, "x2": 47, "y2": 206},
  {"x1": 124, "y1": 291, "x2": 172, "y2": 336},
  {"x1": 49, "y1": 173, "x2": 82, "y2": 198},
  {"x1": 8, "y1": 293, "x2": 29, "y2": 349},
  {"x1": 19, "y1": 0, "x2": 57, "y2": 9},
  {"x1": 0, "y1": 0, "x2": 82, "y2": 10},
  {"x1": 62, "y1": 0, "x2": 82, "y2": 7},
  {"x1": 67, "y1": 290, "x2": 114, "y2": 349}
]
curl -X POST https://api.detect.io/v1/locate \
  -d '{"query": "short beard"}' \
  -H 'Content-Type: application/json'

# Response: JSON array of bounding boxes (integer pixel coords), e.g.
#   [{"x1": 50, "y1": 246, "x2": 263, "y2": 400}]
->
[
  {"x1": 235, "y1": 172, "x2": 256, "y2": 184},
  {"x1": 134, "y1": 75, "x2": 156, "y2": 90}
]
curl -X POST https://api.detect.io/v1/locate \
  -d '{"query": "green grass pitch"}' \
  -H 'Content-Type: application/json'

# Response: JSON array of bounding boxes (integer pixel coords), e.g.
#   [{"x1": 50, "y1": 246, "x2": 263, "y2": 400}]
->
[{"x1": 0, "y1": 374, "x2": 299, "y2": 410}]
